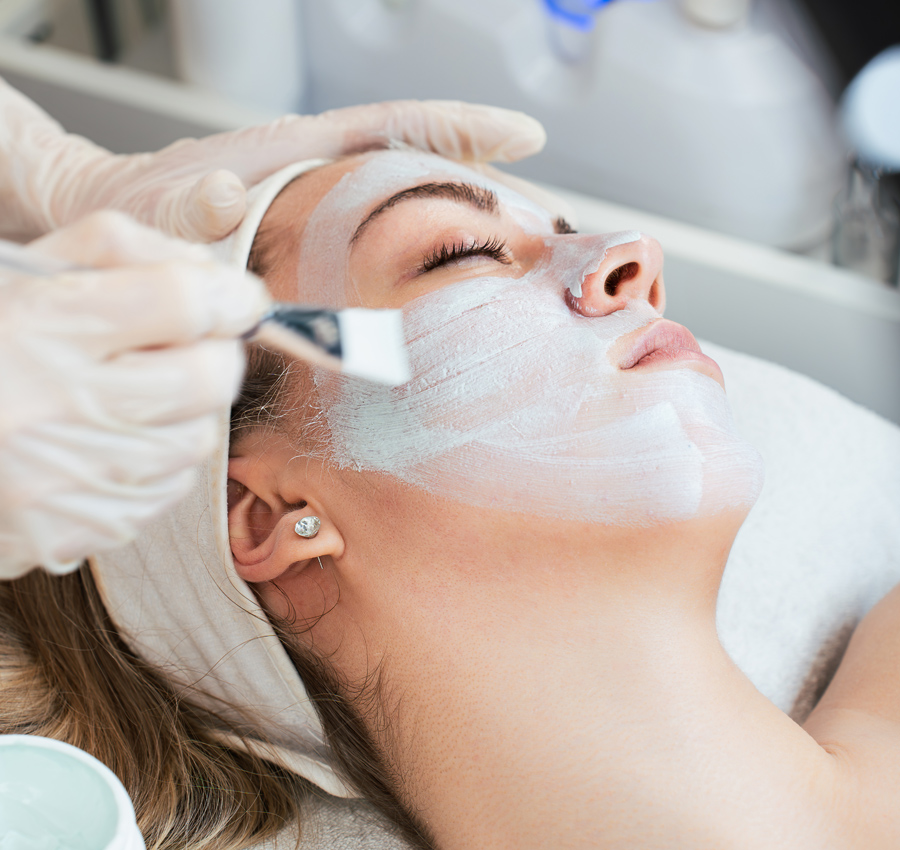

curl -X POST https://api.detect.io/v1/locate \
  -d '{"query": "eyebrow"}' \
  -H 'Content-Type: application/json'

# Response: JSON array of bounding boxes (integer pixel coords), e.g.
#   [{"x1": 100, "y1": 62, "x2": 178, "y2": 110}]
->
[{"x1": 350, "y1": 181, "x2": 500, "y2": 246}]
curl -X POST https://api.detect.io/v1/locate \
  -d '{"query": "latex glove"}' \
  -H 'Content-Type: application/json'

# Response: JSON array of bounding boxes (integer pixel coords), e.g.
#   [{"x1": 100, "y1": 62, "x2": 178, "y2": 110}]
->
[
  {"x1": 0, "y1": 212, "x2": 267, "y2": 578},
  {"x1": 0, "y1": 76, "x2": 546, "y2": 243}
]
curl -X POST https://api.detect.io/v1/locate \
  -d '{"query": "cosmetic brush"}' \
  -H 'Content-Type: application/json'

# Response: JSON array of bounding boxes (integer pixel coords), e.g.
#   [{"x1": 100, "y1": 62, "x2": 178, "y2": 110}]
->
[{"x1": 0, "y1": 238, "x2": 410, "y2": 386}]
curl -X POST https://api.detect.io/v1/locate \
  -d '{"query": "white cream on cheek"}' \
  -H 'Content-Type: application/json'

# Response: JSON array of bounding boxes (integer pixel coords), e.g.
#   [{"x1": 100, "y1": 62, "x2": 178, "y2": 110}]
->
[{"x1": 297, "y1": 152, "x2": 764, "y2": 525}]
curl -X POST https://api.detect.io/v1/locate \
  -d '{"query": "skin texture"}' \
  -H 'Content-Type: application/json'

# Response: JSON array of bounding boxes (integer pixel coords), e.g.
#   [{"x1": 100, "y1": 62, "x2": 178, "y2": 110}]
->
[{"x1": 228, "y1": 153, "x2": 900, "y2": 849}]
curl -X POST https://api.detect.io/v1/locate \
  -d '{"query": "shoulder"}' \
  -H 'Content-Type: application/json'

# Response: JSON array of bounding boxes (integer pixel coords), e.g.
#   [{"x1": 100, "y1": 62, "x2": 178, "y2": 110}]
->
[{"x1": 804, "y1": 583, "x2": 900, "y2": 849}]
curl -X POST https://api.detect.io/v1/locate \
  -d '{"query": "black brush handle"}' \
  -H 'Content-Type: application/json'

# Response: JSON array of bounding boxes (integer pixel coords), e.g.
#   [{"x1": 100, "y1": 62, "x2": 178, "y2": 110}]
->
[{"x1": 253, "y1": 305, "x2": 343, "y2": 359}]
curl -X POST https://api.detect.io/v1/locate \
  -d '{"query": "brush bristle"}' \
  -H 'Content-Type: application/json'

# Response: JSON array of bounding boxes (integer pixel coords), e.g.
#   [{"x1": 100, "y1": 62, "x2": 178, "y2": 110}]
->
[{"x1": 336, "y1": 309, "x2": 411, "y2": 385}]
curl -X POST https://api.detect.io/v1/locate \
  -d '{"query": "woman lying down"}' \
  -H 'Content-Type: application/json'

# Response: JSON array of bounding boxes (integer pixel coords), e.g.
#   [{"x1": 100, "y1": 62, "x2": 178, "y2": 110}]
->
[{"x1": 3, "y1": 148, "x2": 899, "y2": 850}]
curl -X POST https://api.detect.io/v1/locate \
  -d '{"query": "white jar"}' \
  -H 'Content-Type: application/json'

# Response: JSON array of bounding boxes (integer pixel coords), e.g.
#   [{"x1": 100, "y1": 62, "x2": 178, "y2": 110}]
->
[{"x1": 0, "y1": 735, "x2": 145, "y2": 850}]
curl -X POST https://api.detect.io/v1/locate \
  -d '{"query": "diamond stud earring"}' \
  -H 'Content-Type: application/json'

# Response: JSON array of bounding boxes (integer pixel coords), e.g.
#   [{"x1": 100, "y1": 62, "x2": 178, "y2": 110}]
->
[{"x1": 294, "y1": 516, "x2": 321, "y2": 538}]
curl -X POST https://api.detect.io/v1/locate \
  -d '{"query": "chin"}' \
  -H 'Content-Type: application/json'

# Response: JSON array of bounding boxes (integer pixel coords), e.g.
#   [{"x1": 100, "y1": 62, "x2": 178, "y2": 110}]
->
[{"x1": 695, "y1": 436, "x2": 765, "y2": 521}]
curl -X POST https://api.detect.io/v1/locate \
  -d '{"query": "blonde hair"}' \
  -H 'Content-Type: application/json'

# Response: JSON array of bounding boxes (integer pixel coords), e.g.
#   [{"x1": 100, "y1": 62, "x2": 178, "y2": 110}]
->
[
  {"x1": 0, "y1": 567, "x2": 307, "y2": 850},
  {"x1": 231, "y1": 344, "x2": 434, "y2": 849},
  {"x1": 0, "y1": 175, "x2": 433, "y2": 850},
  {"x1": 0, "y1": 345, "x2": 432, "y2": 850}
]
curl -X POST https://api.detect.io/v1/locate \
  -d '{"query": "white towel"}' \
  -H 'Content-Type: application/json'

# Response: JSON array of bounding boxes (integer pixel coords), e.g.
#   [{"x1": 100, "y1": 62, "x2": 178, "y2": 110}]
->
[
  {"x1": 250, "y1": 794, "x2": 412, "y2": 850},
  {"x1": 254, "y1": 344, "x2": 900, "y2": 850},
  {"x1": 271, "y1": 343, "x2": 900, "y2": 849},
  {"x1": 709, "y1": 342, "x2": 900, "y2": 719}
]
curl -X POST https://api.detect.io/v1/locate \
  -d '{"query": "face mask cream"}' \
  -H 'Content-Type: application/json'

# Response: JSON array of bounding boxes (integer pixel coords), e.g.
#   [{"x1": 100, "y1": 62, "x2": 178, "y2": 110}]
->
[{"x1": 297, "y1": 152, "x2": 764, "y2": 525}]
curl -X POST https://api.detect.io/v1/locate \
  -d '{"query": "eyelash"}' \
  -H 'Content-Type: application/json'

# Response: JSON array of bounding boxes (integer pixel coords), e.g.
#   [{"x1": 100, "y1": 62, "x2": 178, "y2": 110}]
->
[{"x1": 420, "y1": 236, "x2": 512, "y2": 273}]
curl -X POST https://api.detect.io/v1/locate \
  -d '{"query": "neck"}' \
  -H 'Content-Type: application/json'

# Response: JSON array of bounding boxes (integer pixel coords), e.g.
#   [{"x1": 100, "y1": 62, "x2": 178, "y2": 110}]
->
[{"x1": 344, "y1": 513, "x2": 834, "y2": 849}]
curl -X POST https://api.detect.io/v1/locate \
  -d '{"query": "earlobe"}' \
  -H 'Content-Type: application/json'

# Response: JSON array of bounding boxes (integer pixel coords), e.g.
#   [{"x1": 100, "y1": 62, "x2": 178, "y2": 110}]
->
[{"x1": 227, "y1": 455, "x2": 344, "y2": 584}]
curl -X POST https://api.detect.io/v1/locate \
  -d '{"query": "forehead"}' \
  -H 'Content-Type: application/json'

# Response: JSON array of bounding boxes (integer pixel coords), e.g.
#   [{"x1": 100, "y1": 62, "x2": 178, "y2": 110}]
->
[
  {"x1": 263, "y1": 156, "x2": 365, "y2": 244},
  {"x1": 257, "y1": 157, "x2": 362, "y2": 302},
  {"x1": 258, "y1": 150, "x2": 553, "y2": 304},
  {"x1": 268, "y1": 150, "x2": 546, "y2": 227}
]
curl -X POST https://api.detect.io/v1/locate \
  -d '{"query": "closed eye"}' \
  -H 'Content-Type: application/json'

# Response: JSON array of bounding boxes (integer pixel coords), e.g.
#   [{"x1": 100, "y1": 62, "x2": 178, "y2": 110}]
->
[{"x1": 420, "y1": 236, "x2": 512, "y2": 274}]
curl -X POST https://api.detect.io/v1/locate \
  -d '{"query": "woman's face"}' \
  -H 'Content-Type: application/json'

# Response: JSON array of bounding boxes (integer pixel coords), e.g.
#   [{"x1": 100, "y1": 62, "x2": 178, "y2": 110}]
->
[{"x1": 257, "y1": 150, "x2": 763, "y2": 528}]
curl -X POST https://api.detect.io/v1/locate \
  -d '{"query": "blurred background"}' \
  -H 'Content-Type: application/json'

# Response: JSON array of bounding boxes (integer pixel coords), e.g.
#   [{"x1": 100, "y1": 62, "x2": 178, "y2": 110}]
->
[
  {"x1": 1, "y1": 0, "x2": 898, "y2": 417},
  {"x1": 0, "y1": 0, "x2": 898, "y2": 279}
]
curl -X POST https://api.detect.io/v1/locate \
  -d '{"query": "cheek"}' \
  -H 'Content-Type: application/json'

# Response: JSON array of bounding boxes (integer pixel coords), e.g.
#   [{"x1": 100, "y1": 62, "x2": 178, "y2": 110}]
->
[
  {"x1": 306, "y1": 236, "x2": 763, "y2": 529},
  {"x1": 314, "y1": 275, "x2": 701, "y2": 519}
]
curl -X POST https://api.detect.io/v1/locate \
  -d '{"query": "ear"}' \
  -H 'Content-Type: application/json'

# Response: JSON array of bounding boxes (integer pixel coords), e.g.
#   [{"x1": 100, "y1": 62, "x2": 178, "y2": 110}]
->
[{"x1": 227, "y1": 453, "x2": 345, "y2": 584}]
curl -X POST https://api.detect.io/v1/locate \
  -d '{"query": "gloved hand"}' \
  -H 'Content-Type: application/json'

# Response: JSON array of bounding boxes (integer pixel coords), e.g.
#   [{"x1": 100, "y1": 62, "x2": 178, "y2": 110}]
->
[
  {"x1": 0, "y1": 212, "x2": 267, "y2": 578},
  {"x1": 0, "y1": 76, "x2": 546, "y2": 243}
]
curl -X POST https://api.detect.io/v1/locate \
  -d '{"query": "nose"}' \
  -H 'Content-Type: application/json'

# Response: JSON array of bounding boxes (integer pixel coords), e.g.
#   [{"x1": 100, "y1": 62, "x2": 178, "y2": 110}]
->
[{"x1": 565, "y1": 233, "x2": 665, "y2": 318}]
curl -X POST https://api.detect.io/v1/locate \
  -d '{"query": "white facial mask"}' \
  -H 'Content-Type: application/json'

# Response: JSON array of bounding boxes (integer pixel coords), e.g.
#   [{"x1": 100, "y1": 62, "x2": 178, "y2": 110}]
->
[
  {"x1": 296, "y1": 150, "x2": 554, "y2": 307},
  {"x1": 557, "y1": 230, "x2": 643, "y2": 298},
  {"x1": 297, "y1": 152, "x2": 764, "y2": 525}
]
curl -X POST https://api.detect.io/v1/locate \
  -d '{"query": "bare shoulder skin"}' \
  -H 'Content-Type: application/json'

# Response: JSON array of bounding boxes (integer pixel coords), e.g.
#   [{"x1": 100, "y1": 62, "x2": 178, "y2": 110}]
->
[{"x1": 804, "y1": 582, "x2": 900, "y2": 848}]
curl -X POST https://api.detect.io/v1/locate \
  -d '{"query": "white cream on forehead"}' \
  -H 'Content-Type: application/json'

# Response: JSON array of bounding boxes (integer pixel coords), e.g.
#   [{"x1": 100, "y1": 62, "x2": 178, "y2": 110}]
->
[
  {"x1": 296, "y1": 150, "x2": 555, "y2": 307},
  {"x1": 296, "y1": 151, "x2": 764, "y2": 525}
]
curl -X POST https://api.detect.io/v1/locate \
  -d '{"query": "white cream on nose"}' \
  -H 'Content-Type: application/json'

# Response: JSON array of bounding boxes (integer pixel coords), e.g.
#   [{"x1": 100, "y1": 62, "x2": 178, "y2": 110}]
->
[
  {"x1": 553, "y1": 231, "x2": 643, "y2": 298},
  {"x1": 296, "y1": 151, "x2": 764, "y2": 526}
]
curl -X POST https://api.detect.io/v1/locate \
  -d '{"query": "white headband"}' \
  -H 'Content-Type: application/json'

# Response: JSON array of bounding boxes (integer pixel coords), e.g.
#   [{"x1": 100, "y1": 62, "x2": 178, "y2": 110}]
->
[{"x1": 89, "y1": 159, "x2": 354, "y2": 797}]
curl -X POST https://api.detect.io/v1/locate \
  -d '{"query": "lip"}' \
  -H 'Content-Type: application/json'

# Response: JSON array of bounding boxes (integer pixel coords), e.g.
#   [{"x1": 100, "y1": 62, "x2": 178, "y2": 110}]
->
[{"x1": 618, "y1": 319, "x2": 725, "y2": 388}]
